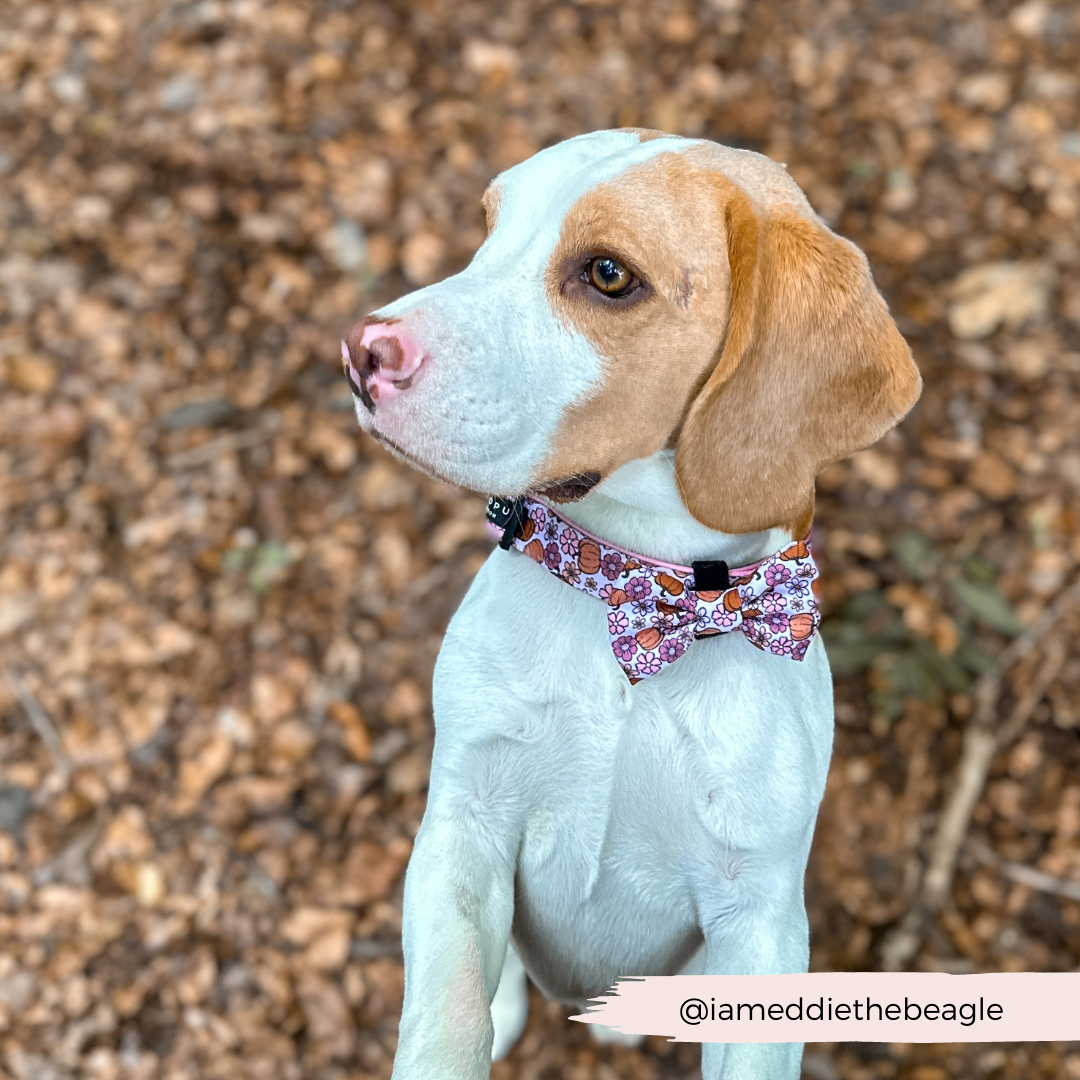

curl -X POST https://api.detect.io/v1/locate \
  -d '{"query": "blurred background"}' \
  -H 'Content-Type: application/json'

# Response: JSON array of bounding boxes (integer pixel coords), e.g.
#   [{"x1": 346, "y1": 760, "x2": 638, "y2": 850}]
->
[{"x1": 1, "y1": 0, "x2": 1080, "y2": 1077}]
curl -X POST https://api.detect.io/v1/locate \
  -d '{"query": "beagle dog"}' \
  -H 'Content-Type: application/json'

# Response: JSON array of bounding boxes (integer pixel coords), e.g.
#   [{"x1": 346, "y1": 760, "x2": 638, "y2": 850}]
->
[{"x1": 342, "y1": 129, "x2": 920, "y2": 1080}]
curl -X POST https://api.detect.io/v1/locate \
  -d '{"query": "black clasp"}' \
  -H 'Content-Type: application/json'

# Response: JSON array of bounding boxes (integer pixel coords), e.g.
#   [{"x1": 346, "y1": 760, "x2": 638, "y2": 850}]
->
[
  {"x1": 487, "y1": 496, "x2": 529, "y2": 550},
  {"x1": 691, "y1": 560, "x2": 730, "y2": 592}
]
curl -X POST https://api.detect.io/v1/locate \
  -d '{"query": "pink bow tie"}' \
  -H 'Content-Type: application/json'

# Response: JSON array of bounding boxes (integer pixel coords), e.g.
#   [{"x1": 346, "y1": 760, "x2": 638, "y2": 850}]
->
[{"x1": 487, "y1": 496, "x2": 821, "y2": 683}]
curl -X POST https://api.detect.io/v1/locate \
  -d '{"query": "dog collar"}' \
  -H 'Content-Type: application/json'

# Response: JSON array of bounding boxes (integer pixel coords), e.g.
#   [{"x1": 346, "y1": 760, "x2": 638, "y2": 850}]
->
[{"x1": 487, "y1": 495, "x2": 820, "y2": 683}]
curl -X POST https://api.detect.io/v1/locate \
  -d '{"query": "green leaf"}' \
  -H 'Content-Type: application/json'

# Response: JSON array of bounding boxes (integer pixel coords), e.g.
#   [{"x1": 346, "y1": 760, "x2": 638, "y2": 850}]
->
[
  {"x1": 954, "y1": 639, "x2": 998, "y2": 676},
  {"x1": 890, "y1": 531, "x2": 941, "y2": 581},
  {"x1": 876, "y1": 648, "x2": 946, "y2": 703},
  {"x1": 843, "y1": 588, "x2": 890, "y2": 620},
  {"x1": 946, "y1": 575, "x2": 1025, "y2": 636},
  {"x1": 961, "y1": 555, "x2": 999, "y2": 586},
  {"x1": 248, "y1": 541, "x2": 296, "y2": 595},
  {"x1": 849, "y1": 156, "x2": 878, "y2": 181},
  {"x1": 870, "y1": 687, "x2": 905, "y2": 721},
  {"x1": 221, "y1": 547, "x2": 251, "y2": 572},
  {"x1": 913, "y1": 637, "x2": 970, "y2": 694},
  {"x1": 824, "y1": 639, "x2": 888, "y2": 677}
]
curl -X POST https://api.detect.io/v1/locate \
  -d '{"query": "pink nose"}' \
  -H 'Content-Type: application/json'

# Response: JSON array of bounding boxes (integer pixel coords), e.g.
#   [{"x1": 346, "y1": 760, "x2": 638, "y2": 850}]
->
[{"x1": 342, "y1": 318, "x2": 428, "y2": 412}]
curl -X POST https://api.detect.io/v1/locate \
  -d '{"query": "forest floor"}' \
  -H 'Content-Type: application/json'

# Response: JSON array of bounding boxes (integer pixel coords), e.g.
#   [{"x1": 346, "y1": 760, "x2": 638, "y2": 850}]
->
[{"x1": 2, "y1": 0, "x2": 1080, "y2": 1077}]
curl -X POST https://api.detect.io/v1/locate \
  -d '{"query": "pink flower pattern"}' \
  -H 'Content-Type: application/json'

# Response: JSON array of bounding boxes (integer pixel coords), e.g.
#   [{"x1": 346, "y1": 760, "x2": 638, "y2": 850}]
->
[
  {"x1": 543, "y1": 542, "x2": 561, "y2": 570},
  {"x1": 492, "y1": 497, "x2": 820, "y2": 683}
]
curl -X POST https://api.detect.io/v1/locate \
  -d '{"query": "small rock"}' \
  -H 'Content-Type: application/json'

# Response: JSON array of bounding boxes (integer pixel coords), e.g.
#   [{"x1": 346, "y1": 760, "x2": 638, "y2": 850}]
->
[
  {"x1": 158, "y1": 75, "x2": 201, "y2": 112},
  {"x1": 331, "y1": 220, "x2": 367, "y2": 273},
  {"x1": 135, "y1": 861, "x2": 166, "y2": 906},
  {"x1": 0, "y1": 786, "x2": 31, "y2": 834},
  {"x1": 50, "y1": 72, "x2": 86, "y2": 104}
]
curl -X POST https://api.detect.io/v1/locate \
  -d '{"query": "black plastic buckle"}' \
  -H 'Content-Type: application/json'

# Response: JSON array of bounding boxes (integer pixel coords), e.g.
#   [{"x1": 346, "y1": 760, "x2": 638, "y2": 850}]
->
[
  {"x1": 691, "y1": 560, "x2": 730, "y2": 592},
  {"x1": 487, "y1": 496, "x2": 529, "y2": 550}
]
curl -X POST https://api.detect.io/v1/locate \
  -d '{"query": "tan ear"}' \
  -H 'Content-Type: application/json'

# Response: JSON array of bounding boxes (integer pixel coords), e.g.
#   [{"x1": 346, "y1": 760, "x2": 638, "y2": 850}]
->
[{"x1": 674, "y1": 180, "x2": 921, "y2": 535}]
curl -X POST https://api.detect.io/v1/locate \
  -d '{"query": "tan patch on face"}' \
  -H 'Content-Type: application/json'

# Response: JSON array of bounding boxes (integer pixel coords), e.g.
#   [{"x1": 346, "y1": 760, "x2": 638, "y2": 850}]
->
[
  {"x1": 537, "y1": 153, "x2": 736, "y2": 490},
  {"x1": 481, "y1": 184, "x2": 501, "y2": 235},
  {"x1": 535, "y1": 143, "x2": 921, "y2": 535}
]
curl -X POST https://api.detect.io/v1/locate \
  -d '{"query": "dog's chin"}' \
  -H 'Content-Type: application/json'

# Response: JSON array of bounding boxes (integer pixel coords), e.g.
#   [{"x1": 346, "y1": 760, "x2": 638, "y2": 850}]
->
[
  {"x1": 357, "y1": 411, "x2": 603, "y2": 503},
  {"x1": 361, "y1": 426, "x2": 462, "y2": 488}
]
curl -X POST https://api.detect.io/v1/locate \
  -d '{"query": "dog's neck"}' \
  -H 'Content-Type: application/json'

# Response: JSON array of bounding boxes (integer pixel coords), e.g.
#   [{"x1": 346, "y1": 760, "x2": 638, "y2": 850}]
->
[{"x1": 550, "y1": 451, "x2": 795, "y2": 569}]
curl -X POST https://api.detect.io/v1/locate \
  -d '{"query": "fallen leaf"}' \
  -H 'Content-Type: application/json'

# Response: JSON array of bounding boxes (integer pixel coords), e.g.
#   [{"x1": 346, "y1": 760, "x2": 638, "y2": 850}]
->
[{"x1": 948, "y1": 262, "x2": 1055, "y2": 339}]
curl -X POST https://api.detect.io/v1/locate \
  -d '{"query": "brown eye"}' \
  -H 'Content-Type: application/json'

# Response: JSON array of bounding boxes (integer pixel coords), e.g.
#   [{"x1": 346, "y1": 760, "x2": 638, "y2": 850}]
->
[{"x1": 588, "y1": 256, "x2": 634, "y2": 296}]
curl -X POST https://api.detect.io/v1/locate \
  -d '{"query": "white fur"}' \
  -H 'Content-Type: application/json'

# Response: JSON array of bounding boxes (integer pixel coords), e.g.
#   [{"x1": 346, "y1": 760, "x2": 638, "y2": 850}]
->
[{"x1": 352, "y1": 133, "x2": 836, "y2": 1080}]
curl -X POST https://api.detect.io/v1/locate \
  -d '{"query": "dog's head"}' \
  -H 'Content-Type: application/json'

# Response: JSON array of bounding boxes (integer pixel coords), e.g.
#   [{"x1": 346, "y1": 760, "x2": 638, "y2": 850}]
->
[{"x1": 343, "y1": 130, "x2": 921, "y2": 534}]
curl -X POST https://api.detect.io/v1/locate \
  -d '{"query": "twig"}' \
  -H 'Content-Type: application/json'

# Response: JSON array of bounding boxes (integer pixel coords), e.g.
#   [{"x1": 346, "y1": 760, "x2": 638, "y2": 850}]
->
[
  {"x1": 997, "y1": 637, "x2": 1067, "y2": 747},
  {"x1": 879, "y1": 577, "x2": 1080, "y2": 971},
  {"x1": 3, "y1": 665, "x2": 71, "y2": 777},
  {"x1": 166, "y1": 423, "x2": 278, "y2": 470},
  {"x1": 969, "y1": 840, "x2": 1080, "y2": 905}
]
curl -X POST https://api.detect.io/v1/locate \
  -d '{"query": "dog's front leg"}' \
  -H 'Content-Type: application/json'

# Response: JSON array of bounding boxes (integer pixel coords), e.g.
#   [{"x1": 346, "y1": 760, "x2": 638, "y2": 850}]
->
[
  {"x1": 392, "y1": 792, "x2": 520, "y2": 1080},
  {"x1": 698, "y1": 875, "x2": 808, "y2": 1080}
]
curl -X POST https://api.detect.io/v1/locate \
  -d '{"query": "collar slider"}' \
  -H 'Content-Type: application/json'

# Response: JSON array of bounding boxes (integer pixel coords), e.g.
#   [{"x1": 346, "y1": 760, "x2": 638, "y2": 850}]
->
[{"x1": 691, "y1": 560, "x2": 730, "y2": 592}]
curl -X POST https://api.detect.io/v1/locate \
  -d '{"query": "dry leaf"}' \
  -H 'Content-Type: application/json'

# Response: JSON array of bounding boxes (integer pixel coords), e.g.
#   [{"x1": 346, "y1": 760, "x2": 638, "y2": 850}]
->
[{"x1": 948, "y1": 262, "x2": 1055, "y2": 339}]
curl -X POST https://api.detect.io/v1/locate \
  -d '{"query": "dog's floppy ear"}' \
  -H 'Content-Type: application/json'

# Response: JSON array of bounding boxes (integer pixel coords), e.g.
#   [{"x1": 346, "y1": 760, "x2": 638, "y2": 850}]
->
[{"x1": 674, "y1": 177, "x2": 921, "y2": 535}]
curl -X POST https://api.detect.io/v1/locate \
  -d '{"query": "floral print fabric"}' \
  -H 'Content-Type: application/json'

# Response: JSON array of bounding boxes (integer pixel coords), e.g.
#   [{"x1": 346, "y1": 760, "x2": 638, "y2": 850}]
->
[{"x1": 487, "y1": 496, "x2": 821, "y2": 683}]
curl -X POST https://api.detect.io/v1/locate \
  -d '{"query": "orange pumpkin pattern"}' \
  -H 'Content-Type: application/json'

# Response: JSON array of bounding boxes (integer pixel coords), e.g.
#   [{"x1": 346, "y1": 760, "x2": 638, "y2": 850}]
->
[
  {"x1": 577, "y1": 538, "x2": 602, "y2": 576},
  {"x1": 655, "y1": 572, "x2": 684, "y2": 596},
  {"x1": 780, "y1": 539, "x2": 809, "y2": 561},
  {"x1": 487, "y1": 496, "x2": 820, "y2": 681},
  {"x1": 523, "y1": 538, "x2": 544, "y2": 563}
]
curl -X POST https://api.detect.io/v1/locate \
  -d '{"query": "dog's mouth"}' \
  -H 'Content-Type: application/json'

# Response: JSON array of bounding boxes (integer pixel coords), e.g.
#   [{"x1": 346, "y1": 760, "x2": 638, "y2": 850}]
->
[{"x1": 531, "y1": 472, "x2": 602, "y2": 502}]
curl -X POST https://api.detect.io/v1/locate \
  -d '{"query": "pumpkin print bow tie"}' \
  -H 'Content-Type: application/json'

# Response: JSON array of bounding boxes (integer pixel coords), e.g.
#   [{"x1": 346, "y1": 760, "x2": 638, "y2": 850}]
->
[{"x1": 487, "y1": 495, "x2": 821, "y2": 683}]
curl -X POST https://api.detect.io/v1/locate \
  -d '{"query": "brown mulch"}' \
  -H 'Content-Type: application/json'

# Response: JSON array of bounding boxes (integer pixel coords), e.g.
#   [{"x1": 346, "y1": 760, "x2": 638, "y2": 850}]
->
[{"x1": 2, "y1": 1, "x2": 1080, "y2": 1078}]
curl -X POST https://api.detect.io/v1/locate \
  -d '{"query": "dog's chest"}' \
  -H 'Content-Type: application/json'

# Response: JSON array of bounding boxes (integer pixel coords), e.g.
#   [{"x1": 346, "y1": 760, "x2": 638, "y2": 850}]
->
[
  {"x1": 514, "y1": 693, "x2": 705, "y2": 903},
  {"x1": 505, "y1": 689, "x2": 714, "y2": 1000}
]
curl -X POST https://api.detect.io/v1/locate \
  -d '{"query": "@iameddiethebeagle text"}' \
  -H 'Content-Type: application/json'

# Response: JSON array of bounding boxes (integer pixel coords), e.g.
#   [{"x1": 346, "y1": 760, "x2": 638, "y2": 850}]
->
[{"x1": 679, "y1": 996, "x2": 1004, "y2": 1027}]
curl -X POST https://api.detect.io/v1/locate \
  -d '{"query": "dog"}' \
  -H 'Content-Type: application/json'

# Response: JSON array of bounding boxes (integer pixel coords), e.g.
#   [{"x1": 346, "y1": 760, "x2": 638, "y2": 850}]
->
[{"x1": 341, "y1": 129, "x2": 921, "y2": 1079}]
